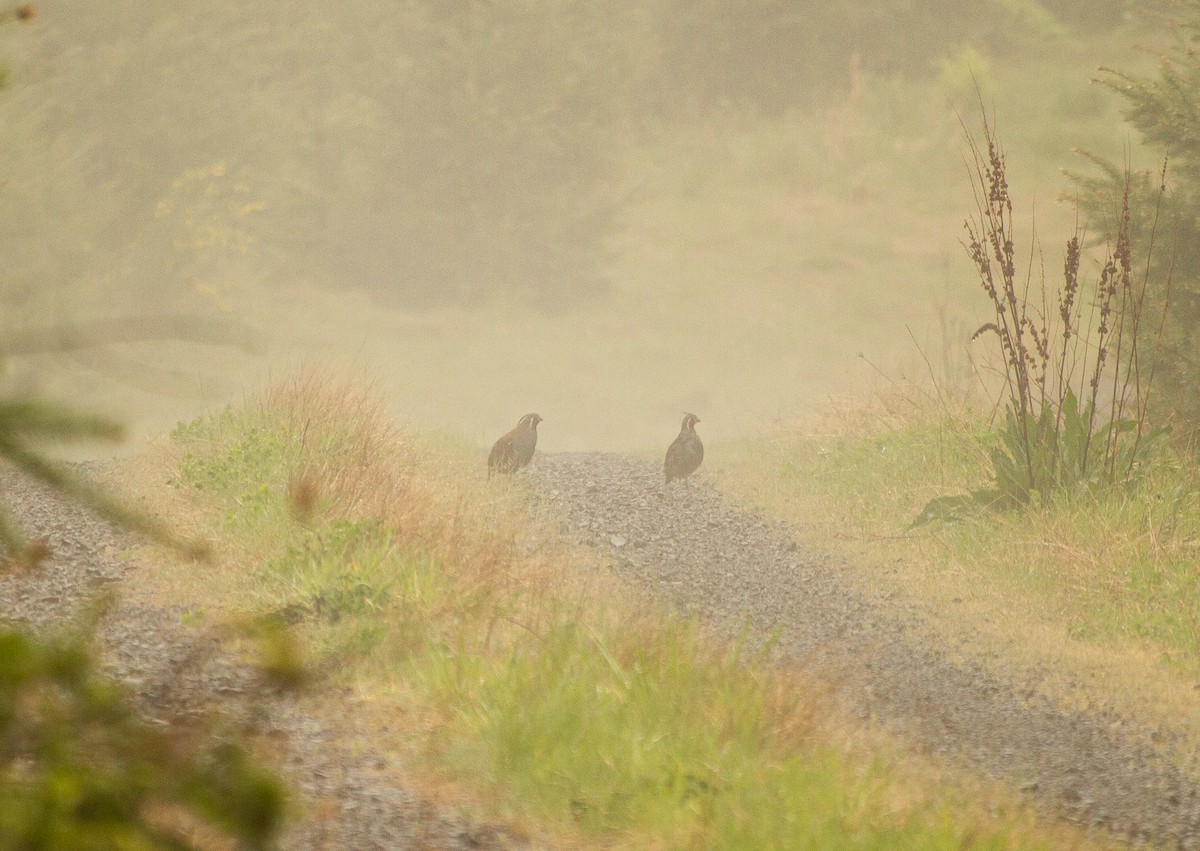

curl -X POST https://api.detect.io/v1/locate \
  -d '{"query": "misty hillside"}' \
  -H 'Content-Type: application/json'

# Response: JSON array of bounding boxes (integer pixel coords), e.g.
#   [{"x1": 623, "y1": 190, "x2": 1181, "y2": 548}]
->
[{"x1": 0, "y1": 0, "x2": 1161, "y2": 449}]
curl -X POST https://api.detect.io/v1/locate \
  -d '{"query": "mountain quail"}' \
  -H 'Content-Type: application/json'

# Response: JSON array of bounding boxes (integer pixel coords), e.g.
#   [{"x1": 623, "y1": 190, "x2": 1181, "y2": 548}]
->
[
  {"x1": 488, "y1": 413, "x2": 542, "y2": 477},
  {"x1": 664, "y1": 412, "x2": 703, "y2": 484}
]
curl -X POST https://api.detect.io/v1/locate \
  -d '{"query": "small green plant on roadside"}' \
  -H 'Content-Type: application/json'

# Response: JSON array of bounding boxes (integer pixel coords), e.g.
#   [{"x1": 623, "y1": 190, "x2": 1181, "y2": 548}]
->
[
  {"x1": 263, "y1": 518, "x2": 399, "y2": 623},
  {"x1": 177, "y1": 418, "x2": 295, "y2": 497},
  {"x1": 915, "y1": 110, "x2": 1173, "y2": 525}
]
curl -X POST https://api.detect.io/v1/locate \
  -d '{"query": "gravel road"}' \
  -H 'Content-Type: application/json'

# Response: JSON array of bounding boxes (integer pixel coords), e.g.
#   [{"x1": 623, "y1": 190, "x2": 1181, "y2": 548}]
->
[
  {"x1": 530, "y1": 451, "x2": 1200, "y2": 850},
  {"x1": 4, "y1": 452, "x2": 1200, "y2": 849}
]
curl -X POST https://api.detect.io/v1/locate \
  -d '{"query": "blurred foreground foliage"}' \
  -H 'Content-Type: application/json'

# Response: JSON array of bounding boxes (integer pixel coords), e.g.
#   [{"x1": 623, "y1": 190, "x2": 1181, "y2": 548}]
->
[
  {"x1": 0, "y1": 616, "x2": 285, "y2": 851},
  {"x1": 0, "y1": 385, "x2": 287, "y2": 849},
  {"x1": 0, "y1": 396, "x2": 208, "y2": 564},
  {"x1": 1, "y1": 23, "x2": 284, "y2": 843},
  {"x1": 0, "y1": 390, "x2": 289, "y2": 849},
  {"x1": 0, "y1": 355, "x2": 288, "y2": 845}
]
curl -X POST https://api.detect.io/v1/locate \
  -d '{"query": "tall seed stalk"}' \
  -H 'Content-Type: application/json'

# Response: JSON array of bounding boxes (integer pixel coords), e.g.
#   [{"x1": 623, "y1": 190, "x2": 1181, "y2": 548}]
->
[{"x1": 962, "y1": 113, "x2": 1172, "y2": 503}]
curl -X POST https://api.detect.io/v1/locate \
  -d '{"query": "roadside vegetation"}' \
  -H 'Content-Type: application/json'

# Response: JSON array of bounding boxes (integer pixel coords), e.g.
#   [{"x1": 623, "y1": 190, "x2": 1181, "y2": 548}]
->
[
  {"x1": 146, "y1": 372, "x2": 1115, "y2": 850},
  {"x1": 0, "y1": 611, "x2": 286, "y2": 850},
  {"x1": 713, "y1": 11, "x2": 1200, "y2": 736}
]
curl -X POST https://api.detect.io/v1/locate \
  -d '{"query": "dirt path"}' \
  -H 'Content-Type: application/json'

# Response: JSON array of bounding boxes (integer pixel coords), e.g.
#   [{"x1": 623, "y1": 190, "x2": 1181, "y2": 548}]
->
[
  {"x1": 529, "y1": 451, "x2": 1200, "y2": 850},
  {"x1": 0, "y1": 465, "x2": 526, "y2": 851}
]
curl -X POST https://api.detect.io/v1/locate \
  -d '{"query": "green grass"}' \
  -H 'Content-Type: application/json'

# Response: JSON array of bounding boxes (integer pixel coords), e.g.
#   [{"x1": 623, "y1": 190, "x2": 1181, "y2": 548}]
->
[
  {"x1": 429, "y1": 616, "x2": 1026, "y2": 849},
  {"x1": 155, "y1": 375, "x2": 1086, "y2": 850}
]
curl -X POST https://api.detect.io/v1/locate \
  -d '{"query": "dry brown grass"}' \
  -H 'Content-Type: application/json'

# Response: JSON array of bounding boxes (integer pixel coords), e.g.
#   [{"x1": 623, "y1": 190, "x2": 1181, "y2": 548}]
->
[{"x1": 252, "y1": 371, "x2": 600, "y2": 636}]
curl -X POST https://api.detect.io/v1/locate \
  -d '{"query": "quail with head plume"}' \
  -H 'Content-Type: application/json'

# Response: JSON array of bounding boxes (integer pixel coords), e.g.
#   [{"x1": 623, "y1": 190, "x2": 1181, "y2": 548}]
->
[
  {"x1": 488, "y1": 413, "x2": 542, "y2": 477},
  {"x1": 664, "y1": 413, "x2": 703, "y2": 484}
]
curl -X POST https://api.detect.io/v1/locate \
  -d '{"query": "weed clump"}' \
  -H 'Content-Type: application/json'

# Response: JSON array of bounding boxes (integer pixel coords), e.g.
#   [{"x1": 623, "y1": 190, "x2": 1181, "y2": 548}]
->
[{"x1": 916, "y1": 111, "x2": 1173, "y2": 524}]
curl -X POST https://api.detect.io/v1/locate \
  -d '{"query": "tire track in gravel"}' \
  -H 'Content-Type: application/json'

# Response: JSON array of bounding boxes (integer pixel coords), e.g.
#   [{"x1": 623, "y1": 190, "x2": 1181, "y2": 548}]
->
[
  {"x1": 0, "y1": 466, "x2": 527, "y2": 851},
  {"x1": 529, "y1": 451, "x2": 1200, "y2": 850}
]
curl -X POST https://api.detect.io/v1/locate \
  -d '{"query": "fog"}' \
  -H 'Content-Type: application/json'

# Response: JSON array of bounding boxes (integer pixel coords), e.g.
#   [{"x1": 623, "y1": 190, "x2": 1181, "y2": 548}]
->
[{"x1": 0, "y1": 1, "x2": 1152, "y2": 454}]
